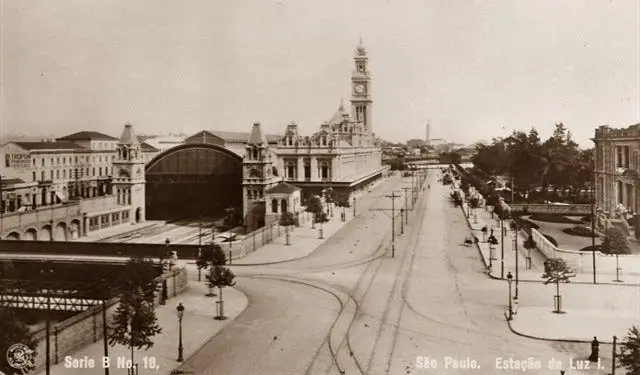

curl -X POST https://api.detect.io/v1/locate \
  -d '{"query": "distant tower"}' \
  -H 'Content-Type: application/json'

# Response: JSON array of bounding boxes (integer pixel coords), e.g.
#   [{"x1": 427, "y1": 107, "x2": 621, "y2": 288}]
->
[
  {"x1": 242, "y1": 122, "x2": 280, "y2": 231},
  {"x1": 113, "y1": 123, "x2": 146, "y2": 223},
  {"x1": 426, "y1": 121, "x2": 431, "y2": 147},
  {"x1": 351, "y1": 39, "x2": 373, "y2": 135}
]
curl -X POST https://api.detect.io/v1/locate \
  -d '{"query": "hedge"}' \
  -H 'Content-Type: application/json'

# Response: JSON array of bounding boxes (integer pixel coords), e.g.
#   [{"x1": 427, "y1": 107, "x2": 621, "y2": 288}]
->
[
  {"x1": 562, "y1": 226, "x2": 596, "y2": 237},
  {"x1": 579, "y1": 245, "x2": 602, "y2": 252},
  {"x1": 529, "y1": 214, "x2": 582, "y2": 224},
  {"x1": 543, "y1": 234, "x2": 558, "y2": 246}
]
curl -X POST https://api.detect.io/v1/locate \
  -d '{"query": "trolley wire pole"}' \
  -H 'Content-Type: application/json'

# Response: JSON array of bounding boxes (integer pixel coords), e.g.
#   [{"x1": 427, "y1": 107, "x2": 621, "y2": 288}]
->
[
  {"x1": 401, "y1": 187, "x2": 411, "y2": 224},
  {"x1": 370, "y1": 191, "x2": 401, "y2": 258}
]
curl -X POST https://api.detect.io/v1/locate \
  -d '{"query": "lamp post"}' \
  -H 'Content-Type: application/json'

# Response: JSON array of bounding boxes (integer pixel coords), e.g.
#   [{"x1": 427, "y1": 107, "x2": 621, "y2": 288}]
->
[
  {"x1": 590, "y1": 182, "x2": 597, "y2": 284},
  {"x1": 500, "y1": 213, "x2": 505, "y2": 279},
  {"x1": 127, "y1": 312, "x2": 136, "y2": 375},
  {"x1": 176, "y1": 303, "x2": 185, "y2": 362},
  {"x1": 512, "y1": 218, "x2": 519, "y2": 299},
  {"x1": 506, "y1": 272, "x2": 513, "y2": 320},
  {"x1": 40, "y1": 263, "x2": 54, "y2": 375},
  {"x1": 164, "y1": 238, "x2": 172, "y2": 271}
]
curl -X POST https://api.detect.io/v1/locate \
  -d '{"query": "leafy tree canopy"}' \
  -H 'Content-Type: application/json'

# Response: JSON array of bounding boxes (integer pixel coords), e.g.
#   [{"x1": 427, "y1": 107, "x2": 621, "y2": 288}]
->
[
  {"x1": 197, "y1": 244, "x2": 227, "y2": 270},
  {"x1": 619, "y1": 325, "x2": 640, "y2": 374},
  {"x1": 0, "y1": 309, "x2": 37, "y2": 375},
  {"x1": 601, "y1": 227, "x2": 631, "y2": 255}
]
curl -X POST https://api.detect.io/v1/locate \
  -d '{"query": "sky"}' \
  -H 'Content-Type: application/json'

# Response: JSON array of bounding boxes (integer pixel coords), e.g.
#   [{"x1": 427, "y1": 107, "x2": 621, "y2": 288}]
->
[{"x1": 1, "y1": 0, "x2": 639, "y2": 149}]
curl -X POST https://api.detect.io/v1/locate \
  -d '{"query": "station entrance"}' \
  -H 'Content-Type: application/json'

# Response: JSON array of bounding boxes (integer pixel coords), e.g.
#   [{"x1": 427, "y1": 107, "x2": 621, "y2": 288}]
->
[{"x1": 145, "y1": 144, "x2": 243, "y2": 220}]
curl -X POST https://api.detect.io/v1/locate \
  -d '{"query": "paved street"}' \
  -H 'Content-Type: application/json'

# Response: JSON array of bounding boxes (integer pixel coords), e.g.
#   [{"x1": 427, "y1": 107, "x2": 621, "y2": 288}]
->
[{"x1": 172, "y1": 169, "x2": 622, "y2": 375}]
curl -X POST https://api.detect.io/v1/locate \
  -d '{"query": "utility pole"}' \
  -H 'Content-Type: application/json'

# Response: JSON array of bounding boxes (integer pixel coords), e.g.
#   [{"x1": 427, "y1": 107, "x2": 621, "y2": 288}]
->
[
  {"x1": 514, "y1": 220, "x2": 519, "y2": 299},
  {"x1": 401, "y1": 187, "x2": 411, "y2": 224},
  {"x1": 591, "y1": 178, "x2": 597, "y2": 284},
  {"x1": 371, "y1": 192, "x2": 401, "y2": 258}
]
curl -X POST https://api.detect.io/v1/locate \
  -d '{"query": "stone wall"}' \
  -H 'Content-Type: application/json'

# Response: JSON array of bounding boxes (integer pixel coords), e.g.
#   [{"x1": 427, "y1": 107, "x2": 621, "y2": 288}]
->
[
  {"x1": 30, "y1": 267, "x2": 188, "y2": 373},
  {"x1": 509, "y1": 204, "x2": 592, "y2": 215},
  {"x1": 531, "y1": 228, "x2": 640, "y2": 275}
]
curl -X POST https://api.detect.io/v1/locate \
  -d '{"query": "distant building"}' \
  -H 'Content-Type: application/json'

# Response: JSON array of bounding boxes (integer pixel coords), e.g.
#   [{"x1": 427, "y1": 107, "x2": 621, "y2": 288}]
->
[
  {"x1": 593, "y1": 123, "x2": 640, "y2": 214},
  {"x1": 0, "y1": 124, "x2": 147, "y2": 240},
  {"x1": 184, "y1": 130, "x2": 280, "y2": 157},
  {"x1": 406, "y1": 139, "x2": 425, "y2": 148}
]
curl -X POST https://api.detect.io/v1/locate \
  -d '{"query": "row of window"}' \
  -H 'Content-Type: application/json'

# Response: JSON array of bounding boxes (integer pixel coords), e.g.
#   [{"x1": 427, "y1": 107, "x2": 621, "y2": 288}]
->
[
  {"x1": 615, "y1": 145, "x2": 631, "y2": 169},
  {"x1": 88, "y1": 210, "x2": 129, "y2": 231},
  {"x1": 284, "y1": 161, "x2": 331, "y2": 179},
  {"x1": 30, "y1": 167, "x2": 113, "y2": 182},
  {"x1": 22, "y1": 154, "x2": 115, "y2": 168}
]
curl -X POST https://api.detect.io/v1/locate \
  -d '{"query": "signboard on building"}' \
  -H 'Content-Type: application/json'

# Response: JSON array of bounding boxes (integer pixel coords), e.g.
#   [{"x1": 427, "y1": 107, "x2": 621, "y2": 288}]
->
[{"x1": 4, "y1": 153, "x2": 31, "y2": 169}]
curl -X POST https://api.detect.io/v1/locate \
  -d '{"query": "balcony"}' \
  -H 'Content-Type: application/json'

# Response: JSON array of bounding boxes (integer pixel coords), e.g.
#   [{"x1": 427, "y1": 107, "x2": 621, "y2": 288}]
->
[{"x1": 0, "y1": 202, "x2": 82, "y2": 232}]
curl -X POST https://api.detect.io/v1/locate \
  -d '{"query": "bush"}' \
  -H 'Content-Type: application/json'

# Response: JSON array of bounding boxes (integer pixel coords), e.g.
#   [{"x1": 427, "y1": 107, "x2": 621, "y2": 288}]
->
[
  {"x1": 562, "y1": 226, "x2": 596, "y2": 237},
  {"x1": 543, "y1": 234, "x2": 558, "y2": 246},
  {"x1": 529, "y1": 214, "x2": 582, "y2": 224},
  {"x1": 579, "y1": 245, "x2": 602, "y2": 252},
  {"x1": 581, "y1": 214, "x2": 592, "y2": 223}
]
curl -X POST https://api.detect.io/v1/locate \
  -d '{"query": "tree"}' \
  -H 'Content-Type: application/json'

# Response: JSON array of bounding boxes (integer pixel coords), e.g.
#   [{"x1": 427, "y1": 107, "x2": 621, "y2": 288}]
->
[
  {"x1": 542, "y1": 258, "x2": 575, "y2": 313},
  {"x1": 305, "y1": 196, "x2": 324, "y2": 229},
  {"x1": 279, "y1": 211, "x2": 296, "y2": 245},
  {"x1": 109, "y1": 257, "x2": 162, "y2": 358},
  {"x1": 601, "y1": 227, "x2": 631, "y2": 282},
  {"x1": 206, "y1": 265, "x2": 236, "y2": 320},
  {"x1": 196, "y1": 244, "x2": 227, "y2": 295},
  {"x1": 618, "y1": 325, "x2": 640, "y2": 374},
  {"x1": 0, "y1": 309, "x2": 37, "y2": 375}
]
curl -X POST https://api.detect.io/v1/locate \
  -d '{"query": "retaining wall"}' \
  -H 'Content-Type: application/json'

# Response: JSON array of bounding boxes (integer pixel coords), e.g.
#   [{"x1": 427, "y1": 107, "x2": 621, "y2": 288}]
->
[
  {"x1": 509, "y1": 204, "x2": 592, "y2": 215},
  {"x1": 531, "y1": 228, "x2": 640, "y2": 275},
  {"x1": 30, "y1": 267, "x2": 188, "y2": 372}
]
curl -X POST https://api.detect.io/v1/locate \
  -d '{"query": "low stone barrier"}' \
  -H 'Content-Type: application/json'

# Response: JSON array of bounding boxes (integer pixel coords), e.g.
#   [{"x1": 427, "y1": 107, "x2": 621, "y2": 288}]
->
[
  {"x1": 509, "y1": 204, "x2": 591, "y2": 215},
  {"x1": 531, "y1": 228, "x2": 640, "y2": 275},
  {"x1": 30, "y1": 267, "x2": 188, "y2": 373}
]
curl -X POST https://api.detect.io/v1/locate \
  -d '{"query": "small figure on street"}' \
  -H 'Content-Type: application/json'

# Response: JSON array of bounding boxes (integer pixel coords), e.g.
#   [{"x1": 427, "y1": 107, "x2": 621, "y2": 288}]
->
[{"x1": 588, "y1": 336, "x2": 599, "y2": 362}]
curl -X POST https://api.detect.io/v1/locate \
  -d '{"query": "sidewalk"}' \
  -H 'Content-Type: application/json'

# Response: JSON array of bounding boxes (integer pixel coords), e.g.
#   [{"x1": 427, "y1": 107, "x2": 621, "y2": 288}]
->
[
  {"x1": 36, "y1": 280, "x2": 248, "y2": 375},
  {"x1": 507, "y1": 307, "x2": 639, "y2": 343},
  {"x1": 451, "y1": 184, "x2": 640, "y2": 343},
  {"x1": 231, "y1": 174, "x2": 399, "y2": 265},
  {"x1": 461, "y1": 198, "x2": 640, "y2": 286}
]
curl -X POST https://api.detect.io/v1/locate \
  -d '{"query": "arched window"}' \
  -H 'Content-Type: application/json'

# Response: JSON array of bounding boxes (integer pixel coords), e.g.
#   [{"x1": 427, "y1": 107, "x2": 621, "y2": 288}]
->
[
  {"x1": 287, "y1": 162, "x2": 295, "y2": 179},
  {"x1": 253, "y1": 189, "x2": 259, "y2": 199},
  {"x1": 252, "y1": 148, "x2": 258, "y2": 159},
  {"x1": 271, "y1": 199, "x2": 278, "y2": 213},
  {"x1": 122, "y1": 148, "x2": 128, "y2": 160},
  {"x1": 288, "y1": 137, "x2": 293, "y2": 146},
  {"x1": 272, "y1": 166, "x2": 279, "y2": 176},
  {"x1": 304, "y1": 159, "x2": 311, "y2": 179},
  {"x1": 281, "y1": 199, "x2": 288, "y2": 213},
  {"x1": 320, "y1": 161, "x2": 329, "y2": 179}
]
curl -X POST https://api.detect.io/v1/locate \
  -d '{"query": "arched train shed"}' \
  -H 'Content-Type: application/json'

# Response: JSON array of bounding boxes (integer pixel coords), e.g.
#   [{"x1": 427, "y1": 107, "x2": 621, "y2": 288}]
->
[{"x1": 144, "y1": 144, "x2": 243, "y2": 220}]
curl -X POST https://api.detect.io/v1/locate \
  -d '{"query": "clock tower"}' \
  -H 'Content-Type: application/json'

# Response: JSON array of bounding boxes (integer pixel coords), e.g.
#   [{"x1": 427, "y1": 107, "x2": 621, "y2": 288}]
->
[
  {"x1": 351, "y1": 39, "x2": 373, "y2": 135},
  {"x1": 113, "y1": 123, "x2": 146, "y2": 223},
  {"x1": 242, "y1": 121, "x2": 280, "y2": 231}
]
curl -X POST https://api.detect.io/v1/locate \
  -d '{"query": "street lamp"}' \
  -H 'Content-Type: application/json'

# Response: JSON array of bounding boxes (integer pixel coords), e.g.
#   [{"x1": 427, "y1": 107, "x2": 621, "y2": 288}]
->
[
  {"x1": 164, "y1": 238, "x2": 172, "y2": 271},
  {"x1": 507, "y1": 272, "x2": 513, "y2": 320},
  {"x1": 40, "y1": 263, "x2": 54, "y2": 375},
  {"x1": 176, "y1": 303, "x2": 185, "y2": 362},
  {"x1": 511, "y1": 218, "x2": 520, "y2": 299}
]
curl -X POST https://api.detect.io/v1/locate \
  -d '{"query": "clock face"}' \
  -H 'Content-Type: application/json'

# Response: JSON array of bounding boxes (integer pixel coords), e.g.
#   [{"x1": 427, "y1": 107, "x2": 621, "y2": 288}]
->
[{"x1": 355, "y1": 84, "x2": 365, "y2": 94}]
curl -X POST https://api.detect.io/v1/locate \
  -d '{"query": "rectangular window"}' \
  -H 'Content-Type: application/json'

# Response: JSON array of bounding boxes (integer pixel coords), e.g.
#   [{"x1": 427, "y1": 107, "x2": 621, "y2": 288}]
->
[
  {"x1": 50, "y1": 170, "x2": 53, "y2": 180},
  {"x1": 99, "y1": 167, "x2": 102, "y2": 176},
  {"x1": 56, "y1": 170, "x2": 60, "y2": 179},
  {"x1": 32, "y1": 171, "x2": 36, "y2": 181},
  {"x1": 41, "y1": 171, "x2": 45, "y2": 180},
  {"x1": 4, "y1": 155, "x2": 9, "y2": 168},
  {"x1": 63, "y1": 170, "x2": 66, "y2": 178},
  {"x1": 41, "y1": 158, "x2": 44, "y2": 166},
  {"x1": 92, "y1": 167, "x2": 96, "y2": 176},
  {"x1": 56, "y1": 157, "x2": 60, "y2": 164}
]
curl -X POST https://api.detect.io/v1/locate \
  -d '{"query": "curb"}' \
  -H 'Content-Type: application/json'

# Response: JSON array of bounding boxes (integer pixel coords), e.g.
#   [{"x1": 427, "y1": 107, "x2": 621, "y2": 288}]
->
[
  {"x1": 457, "y1": 204, "x2": 640, "y2": 287},
  {"x1": 503, "y1": 310, "x2": 614, "y2": 345}
]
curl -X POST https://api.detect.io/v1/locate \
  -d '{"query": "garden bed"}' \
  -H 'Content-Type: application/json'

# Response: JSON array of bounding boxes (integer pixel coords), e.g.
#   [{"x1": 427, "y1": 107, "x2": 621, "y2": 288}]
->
[
  {"x1": 579, "y1": 245, "x2": 602, "y2": 252},
  {"x1": 528, "y1": 213, "x2": 582, "y2": 224},
  {"x1": 562, "y1": 226, "x2": 597, "y2": 238},
  {"x1": 543, "y1": 234, "x2": 558, "y2": 246}
]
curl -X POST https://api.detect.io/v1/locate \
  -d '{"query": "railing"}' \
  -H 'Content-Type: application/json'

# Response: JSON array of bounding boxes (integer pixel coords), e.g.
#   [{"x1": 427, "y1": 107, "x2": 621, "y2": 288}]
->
[{"x1": 508, "y1": 204, "x2": 592, "y2": 215}]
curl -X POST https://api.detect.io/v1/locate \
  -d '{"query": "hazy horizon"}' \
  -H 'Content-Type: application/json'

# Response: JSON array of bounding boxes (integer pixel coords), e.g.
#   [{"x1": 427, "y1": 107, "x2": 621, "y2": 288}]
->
[{"x1": 1, "y1": 1, "x2": 639, "y2": 149}]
